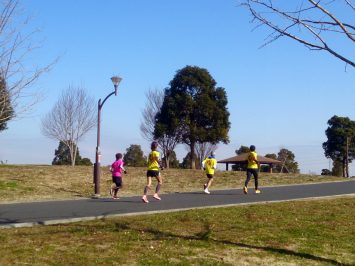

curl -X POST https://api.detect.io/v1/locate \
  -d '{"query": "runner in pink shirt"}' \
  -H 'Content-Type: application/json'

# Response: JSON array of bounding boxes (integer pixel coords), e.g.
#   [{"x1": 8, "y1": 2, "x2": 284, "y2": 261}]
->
[{"x1": 110, "y1": 153, "x2": 127, "y2": 199}]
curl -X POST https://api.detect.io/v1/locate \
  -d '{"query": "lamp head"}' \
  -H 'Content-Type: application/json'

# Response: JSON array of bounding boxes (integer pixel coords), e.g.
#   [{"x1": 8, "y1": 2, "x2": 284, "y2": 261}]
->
[{"x1": 111, "y1": 76, "x2": 122, "y2": 95}]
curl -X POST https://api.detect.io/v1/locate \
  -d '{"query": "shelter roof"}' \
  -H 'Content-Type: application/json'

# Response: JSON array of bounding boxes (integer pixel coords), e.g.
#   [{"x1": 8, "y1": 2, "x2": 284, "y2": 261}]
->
[{"x1": 218, "y1": 153, "x2": 282, "y2": 164}]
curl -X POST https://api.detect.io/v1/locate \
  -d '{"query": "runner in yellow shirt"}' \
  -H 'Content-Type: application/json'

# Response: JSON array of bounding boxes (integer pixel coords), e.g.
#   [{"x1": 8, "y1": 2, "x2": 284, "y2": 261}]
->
[
  {"x1": 142, "y1": 141, "x2": 163, "y2": 203},
  {"x1": 202, "y1": 152, "x2": 217, "y2": 194},
  {"x1": 243, "y1": 145, "x2": 261, "y2": 194}
]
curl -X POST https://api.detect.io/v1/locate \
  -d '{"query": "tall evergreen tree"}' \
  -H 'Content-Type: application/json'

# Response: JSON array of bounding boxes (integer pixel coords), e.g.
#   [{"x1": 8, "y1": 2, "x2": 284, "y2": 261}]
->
[
  {"x1": 52, "y1": 141, "x2": 72, "y2": 165},
  {"x1": 155, "y1": 65, "x2": 230, "y2": 169},
  {"x1": 235, "y1": 145, "x2": 250, "y2": 155},
  {"x1": 323, "y1": 115, "x2": 355, "y2": 177},
  {"x1": 331, "y1": 160, "x2": 343, "y2": 177},
  {"x1": 0, "y1": 77, "x2": 14, "y2": 131},
  {"x1": 162, "y1": 150, "x2": 179, "y2": 168},
  {"x1": 123, "y1": 144, "x2": 147, "y2": 167},
  {"x1": 52, "y1": 141, "x2": 92, "y2": 166}
]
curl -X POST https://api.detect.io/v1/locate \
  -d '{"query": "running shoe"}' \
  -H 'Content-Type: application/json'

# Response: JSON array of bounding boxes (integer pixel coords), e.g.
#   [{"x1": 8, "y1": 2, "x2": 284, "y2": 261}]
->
[
  {"x1": 255, "y1": 189, "x2": 261, "y2": 194},
  {"x1": 204, "y1": 188, "x2": 210, "y2": 194},
  {"x1": 142, "y1": 195, "x2": 149, "y2": 203},
  {"x1": 243, "y1": 186, "x2": 248, "y2": 194},
  {"x1": 153, "y1": 193, "x2": 161, "y2": 200}
]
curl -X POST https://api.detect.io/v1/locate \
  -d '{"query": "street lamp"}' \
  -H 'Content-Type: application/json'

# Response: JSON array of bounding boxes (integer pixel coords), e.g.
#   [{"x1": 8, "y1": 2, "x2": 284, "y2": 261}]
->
[{"x1": 93, "y1": 75, "x2": 122, "y2": 198}]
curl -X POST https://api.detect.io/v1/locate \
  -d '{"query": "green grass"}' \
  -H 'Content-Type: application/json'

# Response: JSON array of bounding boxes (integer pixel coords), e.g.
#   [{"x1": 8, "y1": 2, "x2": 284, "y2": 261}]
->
[
  {"x1": 0, "y1": 180, "x2": 18, "y2": 190},
  {"x1": 0, "y1": 197, "x2": 354, "y2": 265}
]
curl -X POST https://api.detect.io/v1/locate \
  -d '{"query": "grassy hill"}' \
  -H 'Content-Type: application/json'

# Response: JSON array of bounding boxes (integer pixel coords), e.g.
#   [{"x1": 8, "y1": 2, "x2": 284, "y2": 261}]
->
[{"x1": 0, "y1": 165, "x2": 345, "y2": 202}]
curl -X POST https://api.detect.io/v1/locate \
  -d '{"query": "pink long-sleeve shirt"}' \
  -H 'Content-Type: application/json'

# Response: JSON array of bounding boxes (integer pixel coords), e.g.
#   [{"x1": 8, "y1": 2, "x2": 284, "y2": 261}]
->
[{"x1": 111, "y1": 159, "x2": 125, "y2": 177}]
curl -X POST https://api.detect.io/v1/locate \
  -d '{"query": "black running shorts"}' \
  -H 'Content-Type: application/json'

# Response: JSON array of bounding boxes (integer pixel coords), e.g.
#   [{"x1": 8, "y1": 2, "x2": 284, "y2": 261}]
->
[
  {"x1": 147, "y1": 170, "x2": 160, "y2": 178},
  {"x1": 112, "y1": 176, "x2": 122, "y2": 187}
]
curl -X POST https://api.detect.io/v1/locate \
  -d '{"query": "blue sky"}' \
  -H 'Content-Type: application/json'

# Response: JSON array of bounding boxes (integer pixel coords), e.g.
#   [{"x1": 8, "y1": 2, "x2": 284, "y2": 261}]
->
[{"x1": 0, "y1": 0, "x2": 354, "y2": 175}]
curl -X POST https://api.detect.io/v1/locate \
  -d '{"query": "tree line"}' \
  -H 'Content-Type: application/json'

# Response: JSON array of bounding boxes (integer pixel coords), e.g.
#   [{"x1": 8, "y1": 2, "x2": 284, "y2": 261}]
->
[{"x1": 5, "y1": 61, "x2": 355, "y2": 176}]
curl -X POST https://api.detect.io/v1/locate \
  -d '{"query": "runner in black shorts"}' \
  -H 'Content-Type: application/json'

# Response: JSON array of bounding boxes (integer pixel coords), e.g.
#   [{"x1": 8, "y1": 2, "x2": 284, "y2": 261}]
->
[
  {"x1": 110, "y1": 153, "x2": 127, "y2": 199},
  {"x1": 142, "y1": 141, "x2": 163, "y2": 203}
]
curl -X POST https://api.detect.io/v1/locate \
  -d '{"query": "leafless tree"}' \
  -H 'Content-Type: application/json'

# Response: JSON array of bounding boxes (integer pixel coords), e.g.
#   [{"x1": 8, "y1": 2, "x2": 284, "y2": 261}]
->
[
  {"x1": 195, "y1": 142, "x2": 217, "y2": 169},
  {"x1": 140, "y1": 88, "x2": 180, "y2": 168},
  {"x1": 41, "y1": 86, "x2": 96, "y2": 166},
  {"x1": 140, "y1": 88, "x2": 164, "y2": 141},
  {"x1": 241, "y1": 0, "x2": 354, "y2": 68},
  {"x1": 0, "y1": 0, "x2": 55, "y2": 128}
]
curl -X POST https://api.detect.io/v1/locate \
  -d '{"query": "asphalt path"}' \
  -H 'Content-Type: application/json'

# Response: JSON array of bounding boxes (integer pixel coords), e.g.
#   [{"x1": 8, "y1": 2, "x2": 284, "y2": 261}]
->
[{"x1": 1, "y1": 180, "x2": 354, "y2": 228}]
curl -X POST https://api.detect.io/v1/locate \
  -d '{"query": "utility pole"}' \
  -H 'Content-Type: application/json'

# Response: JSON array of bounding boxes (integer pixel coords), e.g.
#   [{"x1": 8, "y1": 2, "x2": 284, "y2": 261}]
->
[{"x1": 346, "y1": 136, "x2": 349, "y2": 178}]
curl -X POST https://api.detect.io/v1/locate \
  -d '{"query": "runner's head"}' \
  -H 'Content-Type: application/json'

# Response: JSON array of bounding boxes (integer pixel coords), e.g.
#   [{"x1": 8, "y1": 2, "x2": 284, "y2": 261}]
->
[
  {"x1": 209, "y1": 151, "x2": 216, "y2": 158},
  {"x1": 115, "y1": 153, "x2": 123, "y2": 160},
  {"x1": 249, "y1": 145, "x2": 256, "y2": 152},
  {"x1": 151, "y1": 141, "x2": 158, "y2": 150}
]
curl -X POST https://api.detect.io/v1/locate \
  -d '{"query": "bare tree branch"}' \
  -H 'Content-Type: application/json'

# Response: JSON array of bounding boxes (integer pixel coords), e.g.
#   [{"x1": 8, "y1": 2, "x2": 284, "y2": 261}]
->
[
  {"x1": 195, "y1": 142, "x2": 217, "y2": 168},
  {"x1": 344, "y1": 0, "x2": 354, "y2": 10},
  {"x1": 140, "y1": 88, "x2": 180, "y2": 168},
  {"x1": 140, "y1": 88, "x2": 164, "y2": 142},
  {"x1": 0, "y1": 0, "x2": 57, "y2": 127},
  {"x1": 241, "y1": 0, "x2": 355, "y2": 67},
  {"x1": 307, "y1": 0, "x2": 354, "y2": 41},
  {"x1": 41, "y1": 86, "x2": 96, "y2": 166}
]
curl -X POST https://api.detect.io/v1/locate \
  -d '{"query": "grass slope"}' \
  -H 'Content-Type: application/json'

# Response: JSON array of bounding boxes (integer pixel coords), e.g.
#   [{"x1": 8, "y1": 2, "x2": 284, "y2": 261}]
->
[
  {"x1": 0, "y1": 197, "x2": 353, "y2": 265},
  {"x1": 0, "y1": 165, "x2": 348, "y2": 202}
]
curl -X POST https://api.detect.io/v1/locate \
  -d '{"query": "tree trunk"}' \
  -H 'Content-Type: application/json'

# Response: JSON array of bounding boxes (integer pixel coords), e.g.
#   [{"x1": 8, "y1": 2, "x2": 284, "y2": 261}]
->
[
  {"x1": 165, "y1": 155, "x2": 170, "y2": 169},
  {"x1": 68, "y1": 143, "x2": 76, "y2": 167},
  {"x1": 345, "y1": 136, "x2": 349, "y2": 178},
  {"x1": 73, "y1": 146, "x2": 78, "y2": 167},
  {"x1": 70, "y1": 147, "x2": 75, "y2": 167},
  {"x1": 190, "y1": 142, "x2": 196, "y2": 169},
  {"x1": 162, "y1": 149, "x2": 170, "y2": 169}
]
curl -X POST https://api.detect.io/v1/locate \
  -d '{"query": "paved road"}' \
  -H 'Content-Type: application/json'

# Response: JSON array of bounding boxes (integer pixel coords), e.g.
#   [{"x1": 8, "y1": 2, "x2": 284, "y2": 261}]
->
[{"x1": 1, "y1": 181, "x2": 354, "y2": 228}]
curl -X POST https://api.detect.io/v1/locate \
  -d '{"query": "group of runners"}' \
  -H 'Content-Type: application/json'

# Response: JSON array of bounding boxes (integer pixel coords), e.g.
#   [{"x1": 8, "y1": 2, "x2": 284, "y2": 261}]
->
[{"x1": 109, "y1": 141, "x2": 261, "y2": 203}]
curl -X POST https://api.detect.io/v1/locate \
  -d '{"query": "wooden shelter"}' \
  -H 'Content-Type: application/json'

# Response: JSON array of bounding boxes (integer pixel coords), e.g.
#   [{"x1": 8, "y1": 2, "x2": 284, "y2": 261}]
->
[{"x1": 218, "y1": 153, "x2": 282, "y2": 173}]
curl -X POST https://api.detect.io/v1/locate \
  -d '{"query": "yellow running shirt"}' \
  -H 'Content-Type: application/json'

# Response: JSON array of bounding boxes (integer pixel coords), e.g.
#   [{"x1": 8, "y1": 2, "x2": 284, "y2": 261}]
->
[
  {"x1": 247, "y1": 151, "x2": 258, "y2": 169},
  {"x1": 202, "y1": 157, "x2": 217, "y2": 175},
  {"x1": 148, "y1": 150, "x2": 160, "y2": 171}
]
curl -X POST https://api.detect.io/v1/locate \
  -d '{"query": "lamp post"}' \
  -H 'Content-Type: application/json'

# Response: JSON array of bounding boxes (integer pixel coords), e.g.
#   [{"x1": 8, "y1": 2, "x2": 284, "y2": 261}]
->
[{"x1": 93, "y1": 76, "x2": 122, "y2": 198}]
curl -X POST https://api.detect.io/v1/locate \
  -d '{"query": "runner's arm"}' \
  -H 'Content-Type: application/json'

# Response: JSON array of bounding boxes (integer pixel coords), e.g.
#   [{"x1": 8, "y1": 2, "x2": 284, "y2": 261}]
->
[{"x1": 120, "y1": 164, "x2": 127, "y2": 174}]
